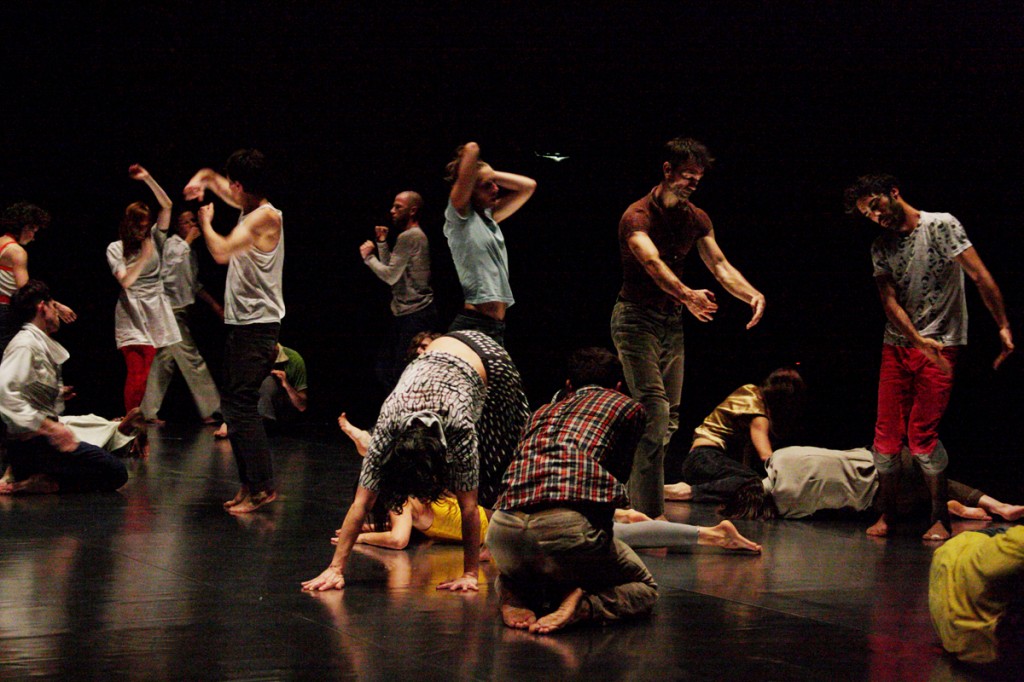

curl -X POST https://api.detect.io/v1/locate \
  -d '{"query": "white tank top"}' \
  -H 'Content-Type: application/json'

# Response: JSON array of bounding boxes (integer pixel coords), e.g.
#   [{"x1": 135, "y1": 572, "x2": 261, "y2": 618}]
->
[
  {"x1": 224, "y1": 203, "x2": 285, "y2": 325},
  {"x1": 0, "y1": 239, "x2": 19, "y2": 300}
]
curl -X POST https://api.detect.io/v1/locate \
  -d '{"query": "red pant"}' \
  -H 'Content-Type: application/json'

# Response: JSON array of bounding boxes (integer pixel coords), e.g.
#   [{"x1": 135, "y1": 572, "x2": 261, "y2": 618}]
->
[
  {"x1": 873, "y1": 344, "x2": 959, "y2": 456},
  {"x1": 121, "y1": 345, "x2": 156, "y2": 413}
]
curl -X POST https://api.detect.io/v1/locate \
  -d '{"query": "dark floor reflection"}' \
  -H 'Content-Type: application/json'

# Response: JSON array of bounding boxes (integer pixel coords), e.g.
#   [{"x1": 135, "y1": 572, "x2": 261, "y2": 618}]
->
[{"x1": 0, "y1": 423, "x2": 1012, "y2": 680}]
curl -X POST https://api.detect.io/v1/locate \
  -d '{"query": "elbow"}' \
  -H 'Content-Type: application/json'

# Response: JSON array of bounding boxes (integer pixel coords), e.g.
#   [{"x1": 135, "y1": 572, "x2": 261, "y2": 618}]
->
[
  {"x1": 523, "y1": 177, "x2": 538, "y2": 194},
  {"x1": 211, "y1": 252, "x2": 230, "y2": 265}
]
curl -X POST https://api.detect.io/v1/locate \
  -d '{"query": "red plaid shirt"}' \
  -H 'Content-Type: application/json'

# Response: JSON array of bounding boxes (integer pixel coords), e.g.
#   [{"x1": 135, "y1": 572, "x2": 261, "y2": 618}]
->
[{"x1": 495, "y1": 386, "x2": 646, "y2": 510}]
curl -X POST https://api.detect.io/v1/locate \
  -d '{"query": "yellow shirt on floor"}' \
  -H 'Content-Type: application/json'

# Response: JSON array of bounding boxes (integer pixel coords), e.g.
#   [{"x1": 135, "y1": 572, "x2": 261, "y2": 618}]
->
[
  {"x1": 422, "y1": 496, "x2": 489, "y2": 543},
  {"x1": 929, "y1": 526, "x2": 1024, "y2": 664}
]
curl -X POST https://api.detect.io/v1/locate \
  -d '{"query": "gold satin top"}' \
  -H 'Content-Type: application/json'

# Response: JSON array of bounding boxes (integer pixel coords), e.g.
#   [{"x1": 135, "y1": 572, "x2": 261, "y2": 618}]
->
[
  {"x1": 421, "y1": 496, "x2": 489, "y2": 543},
  {"x1": 692, "y1": 384, "x2": 767, "y2": 454}
]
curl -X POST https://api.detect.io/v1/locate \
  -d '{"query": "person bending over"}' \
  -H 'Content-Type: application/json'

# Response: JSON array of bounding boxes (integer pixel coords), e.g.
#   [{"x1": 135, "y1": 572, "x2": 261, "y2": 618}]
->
[
  {"x1": 664, "y1": 367, "x2": 804, "y2": 504},
  {"x1": 302, "y1": 330, "x2": 529, "y2": 593}
]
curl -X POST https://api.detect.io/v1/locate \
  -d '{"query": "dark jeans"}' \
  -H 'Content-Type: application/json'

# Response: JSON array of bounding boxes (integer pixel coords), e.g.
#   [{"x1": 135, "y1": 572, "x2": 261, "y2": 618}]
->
[
  {"x1": 223, "y1": 322, "x2": 280, "y2": 493},
  {"x1": 448, "y1": 308, "x2": 505, "y2": 347},
  {"x1": 375, "y1": 302, "x2": 440, "y2": 387},
  {"x1": 8, "y1": 434, "x2": 128, "y2": 492},
  {"x1": 679, "y1": 445, "x2": 761, "y2": 503}
]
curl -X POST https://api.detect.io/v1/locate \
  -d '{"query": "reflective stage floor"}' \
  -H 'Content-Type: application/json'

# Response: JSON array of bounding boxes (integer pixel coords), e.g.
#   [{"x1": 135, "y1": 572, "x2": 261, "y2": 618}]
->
[{"x1": 0, "y1": 423, "x2": 1015, "y2": 681}]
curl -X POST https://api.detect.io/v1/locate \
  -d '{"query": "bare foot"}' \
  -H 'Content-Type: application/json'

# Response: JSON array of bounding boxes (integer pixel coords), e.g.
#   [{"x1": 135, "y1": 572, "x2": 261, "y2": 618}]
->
[
  {"x1": 698, "y1": 520, "x2": 762, "y2": 553},
  {"x1": 214, "y1": 423, "x2": 228, "y2": 439},
  {"x1": 1, "y1": 465, "x2": 13, "y2": 485},
  {"x1": 0, "y1": 474, "x2": 59, "y2": 495},
  {"x1": 228, "y1": 489, "x2": 278, "y2": 514},
  {"x1": 223, "y1": 486, "x2": 249, "y2": 509},
  {"x1": 338, "y1": 413, "x2": 371, "y2": 457},
  {"x1": 529, "y1": 588, "x2": 589, "y2": 634},
  {"x1": 614, "y1": 508, "x2": 653, "y2": 524},
  {"x1": 948, "y1": 500, "x2": 991, "y2": 521},
  {"x1": 987, "y1": 502, "x2": 1024, "y2": 522},
  {"x1": 866, "y1": 515, "x2": 889, "y2": 537},
  {"x1": 664, "y1": 482, "x2": 693, "y2": 501},
  {"x1": 501, "y1": 602, "x2": 538, "y2": 630},
  {"x1": 922, "y1": 520, "x2": 951, "y2": 542}
]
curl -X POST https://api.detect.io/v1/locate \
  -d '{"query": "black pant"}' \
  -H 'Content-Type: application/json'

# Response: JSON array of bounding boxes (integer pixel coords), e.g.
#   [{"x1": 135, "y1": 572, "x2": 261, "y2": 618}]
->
[
  {"x1": 448, "y1": 309, "x2": 505, "y2": 347},
  {"x1": 679, "y1": 445, "x2": 761, "y2": 503},
  {"x1": 8, "y1": 434, "x2": 128, "y2": 492},
  {"x1": 222, "y1": 322, "x2": 280, "y2": 493}
]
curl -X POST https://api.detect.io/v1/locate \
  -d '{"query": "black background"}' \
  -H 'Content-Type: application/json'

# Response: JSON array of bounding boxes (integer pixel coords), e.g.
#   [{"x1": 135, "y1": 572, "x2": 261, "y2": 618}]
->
[{"x1": 3, "y1": 3, "x2": 1021, "y2": 497}]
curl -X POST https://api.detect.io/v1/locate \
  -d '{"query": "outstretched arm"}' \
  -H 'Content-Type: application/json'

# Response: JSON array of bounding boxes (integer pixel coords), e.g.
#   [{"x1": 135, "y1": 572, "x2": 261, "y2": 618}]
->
[
  {"x1": 8, "y1": 247, "x2": 75, "y2": 322},
  {"x1": 302, "y1": 485, "x2": 379, "y2": 591},
  {"x1": 626, "y1": 231, "x2": 719, "y2": 321},
  {"x1": 436, "y1": 488, "x2": 481, "y2": 592},
  {"x1": 354, "y1": 503, "x2": 414, "y2": 549},
  {"x1": 956, "y1": 246, "x2": 1014, "y2": 369},
  {"x1": 491, "y1": 170, "x2": 537, "y2": 223},
  {"x1": 875, "y1": 275, "x2": 952, "y2": 374},
  {"x1": 696, "y1": 231, "x2": 765, "y2": 329},
  {"x1": 129, "y1": 165, "x2": 172, "y2": 233},
  {"x1": 184, "y1": 168, "x2": 241, "y2": 209}
]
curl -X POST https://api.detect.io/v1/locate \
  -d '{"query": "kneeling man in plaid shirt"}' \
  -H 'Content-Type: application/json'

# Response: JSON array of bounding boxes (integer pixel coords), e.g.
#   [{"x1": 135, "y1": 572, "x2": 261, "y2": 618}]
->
[{"x1": 487, "y1": 347, "x2": 656, "y2": 634}]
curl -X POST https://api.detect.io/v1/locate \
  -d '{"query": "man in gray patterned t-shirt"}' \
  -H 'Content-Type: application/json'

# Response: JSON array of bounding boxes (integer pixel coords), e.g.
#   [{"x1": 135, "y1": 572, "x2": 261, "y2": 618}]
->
[{"x1": 845, "y1": 174, "x2": 1014, "y2": 542}]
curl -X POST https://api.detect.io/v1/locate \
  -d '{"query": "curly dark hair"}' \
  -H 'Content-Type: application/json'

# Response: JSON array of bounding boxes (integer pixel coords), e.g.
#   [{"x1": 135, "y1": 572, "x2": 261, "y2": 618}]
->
[
  {"x1": 842, "y1": 174, "x2": 899, "y2": 214},
  {"x1": 405, "y1": 331, "x2": 442, "y2": 364},
  {"x1": 11, "y1": 279, "x2": 51, "y2": 325},
  {"x1": 720, "y1": 479, "x2": 779, "y2": 520},
  {"x1": 224, "y1": 148, "x2": 271, "y2": 197},
  {"x1": 664, "y1": 137, "x2": 715, "y2": 171},
  {"x1": 376, "y1": 420, "x2": 449, "y2": 514},
  {"x1": 1, "y1": 202, "x2": 51, "y2": 239}
]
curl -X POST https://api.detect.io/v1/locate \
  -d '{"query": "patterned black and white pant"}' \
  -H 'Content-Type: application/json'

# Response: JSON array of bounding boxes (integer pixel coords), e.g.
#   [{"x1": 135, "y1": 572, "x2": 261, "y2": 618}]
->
[{"x1": 446, "y1": 330, "x2": 530, "y2": 508}]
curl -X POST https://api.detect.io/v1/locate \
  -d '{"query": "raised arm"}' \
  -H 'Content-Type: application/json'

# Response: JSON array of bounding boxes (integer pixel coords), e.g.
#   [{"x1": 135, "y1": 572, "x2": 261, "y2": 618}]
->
[
  {"x1": 449, "y1": 142, "x2": 482, "y2": 216},
  {"x1": 875, "y1": 274, "x2": 952, "y2": 374},
  {"x1": 184, "y1": 168, "x2": 241, "y2": 209},
  {"x1": 696, "y1": 231, "x2": 765, "y2": 329},
  {"x1": 749, "y1": 416, "x2": 773, "y2": 463},
  {"x1": 363, "y1": 230, "x2": 416, "y2": 286},
  {"x1": 626, "y1": 230, "x2": 718, "y2": 321},
  {"x1": 956, "y1": 246, "x2": 1014, "y2": 369},
  {"x1": 198, "y1": 203, "x2": 278, "y2": 264},
  {"x1": 302, "y1": 485, "x2": 379, "y2": 591},
  {"x1": 491, "y1": 170, "x2": 537, "y2": 223},
  {"x1": 129, "y1": 165, "x2": 172, "y2": 232}
]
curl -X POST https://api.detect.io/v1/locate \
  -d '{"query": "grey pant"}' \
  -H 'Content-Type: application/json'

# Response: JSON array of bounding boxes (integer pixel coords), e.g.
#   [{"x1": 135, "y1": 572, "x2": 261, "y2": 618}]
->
[
  {"x1": 611, "y1": 300, "x2": 685, "y2": 518},
  {"x1": 487, "y1": 508, "x2": 658, "y2": 623},
  {"x1": 141, "y1": 307, "x2": 221, "y2": 420}
]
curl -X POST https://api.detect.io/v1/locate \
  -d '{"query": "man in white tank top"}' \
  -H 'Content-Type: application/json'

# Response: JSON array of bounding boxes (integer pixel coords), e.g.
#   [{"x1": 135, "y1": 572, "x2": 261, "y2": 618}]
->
[{"x1": 185, "y1": 149, "x2": 284, "y2": 514}]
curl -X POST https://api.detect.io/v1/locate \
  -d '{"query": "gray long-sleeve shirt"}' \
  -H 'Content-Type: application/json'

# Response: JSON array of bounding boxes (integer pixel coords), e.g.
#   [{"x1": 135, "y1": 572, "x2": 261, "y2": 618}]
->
[{"x1": 364, "y1": 226, "x2": 434, "y2": 316}]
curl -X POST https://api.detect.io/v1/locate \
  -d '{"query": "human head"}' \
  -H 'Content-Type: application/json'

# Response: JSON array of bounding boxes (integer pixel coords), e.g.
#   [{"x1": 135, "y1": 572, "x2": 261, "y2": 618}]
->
[
  {"x1": 120, "y1": 201, "x2": 153, "y2": 257},
  {"x1": 175, "y1": 209, "x2": 199, "y2": 239},
  {"x1": 720, "y1": 479, "x2": 779, "y2": 520},
  {"x1": 444, "y1": 146, "x2": 497, "y2": 210},
  {"x1": 843, "y1": 174, "x2": 908, "y2": 231},
  {"x1": 405, "y1": 331, "x2": 441, "y2": 363},
  {"x1": 224, "y1": 148, "x2": 271, "y2": 199},
  {"x1": 375, "y1": 418, "x2": 449, "y2": 513},
  {"x1": 2, "y1": 202, "x2": 51, "y2": 245},
  {"x1": 760, "y1": 367, "x2": 806, "y2": 441},
  {"x1": 566, "y1": 347, "x2": 624, "y2": 391},
  {"x1": 661, "y1": 137, "x2": 714, "y2": 202},
  {"x1": 391, "y1": 191, "x2": 423, "y2": 229},
  {"x1": 12, "y1": 278, "x2": 57, "y2": 332}
]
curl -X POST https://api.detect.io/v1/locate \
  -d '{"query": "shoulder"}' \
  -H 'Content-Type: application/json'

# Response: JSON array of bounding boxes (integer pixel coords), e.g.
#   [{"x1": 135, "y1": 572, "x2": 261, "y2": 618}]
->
[
  {"x1": 445, "y1": 199, "x2": 470, "y2": 224},
  {"x1": 619, "y1": 195, "x2": 654, "y2": 233},
  {"x1": 2, "y1": 242, "x2": 27, "y2": 265},
  {"x1": 687, "y1": 203, "x2": 713, "y2": 233},
  {"x1": 106, "y1": 241, "x2": 124, "y2": 258},
  {"x1": 397, "y1": 228, "x2": 426, "y2": 244}
]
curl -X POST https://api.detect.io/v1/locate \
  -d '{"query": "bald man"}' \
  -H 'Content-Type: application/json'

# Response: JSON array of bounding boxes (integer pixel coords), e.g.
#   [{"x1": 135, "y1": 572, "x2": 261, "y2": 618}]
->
[{"x1": 360, "y1": 191, "x2": 439, "y2": 386}]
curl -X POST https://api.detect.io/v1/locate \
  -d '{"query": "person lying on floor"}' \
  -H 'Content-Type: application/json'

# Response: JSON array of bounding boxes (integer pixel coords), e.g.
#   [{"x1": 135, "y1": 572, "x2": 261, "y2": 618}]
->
[
  {"x1": 0, "y1": 281, "x2": 128, "y2": 494},
  {"x1": 719, "y1": 445, "x2": 1024, "y2": 529},
  {"x1": 338, "y1": 413, "x2": 760, "y2": 554},
  {"x1": 664, "y1": 367, "x2": 805, "y2": 505}
]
